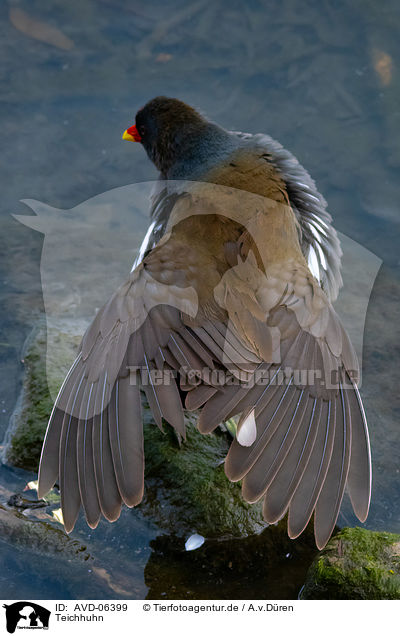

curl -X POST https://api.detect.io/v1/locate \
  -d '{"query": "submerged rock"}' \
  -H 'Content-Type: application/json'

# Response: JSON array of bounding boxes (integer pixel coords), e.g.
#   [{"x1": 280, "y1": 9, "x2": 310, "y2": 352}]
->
[
  {"x1": 301, "y1": 527, "x2": 400, "y2": 599},
  {"x1": 0, "y1": 484, "x2": 142, "y2": 598},
  {"x1": 0, "y1": 481, "x2": 91, "y2": 563},
  {"x1": 0, "y1": 503, "x2": 93, "y2": 563}
]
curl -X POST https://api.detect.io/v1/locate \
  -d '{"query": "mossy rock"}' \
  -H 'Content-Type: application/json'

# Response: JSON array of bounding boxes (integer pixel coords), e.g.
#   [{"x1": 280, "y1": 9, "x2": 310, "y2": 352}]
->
[
  {"x1": 302, "y1": 527, "x2": 400, "y2": 599},
  {"x1": 141, "y1": 411, "x2": 265, "y2": 538},
  {"x1": 4, "y1": 319, "x2": 82, "y2": 471},
  {"x1": 5, "y1": 319, "x2": 267, "y2": 538}
]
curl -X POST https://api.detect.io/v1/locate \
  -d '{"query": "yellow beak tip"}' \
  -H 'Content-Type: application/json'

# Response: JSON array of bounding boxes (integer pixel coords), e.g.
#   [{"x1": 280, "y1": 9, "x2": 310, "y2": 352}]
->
[{"x1": 122, "y1": 130, "x2": 135, "y2": 142}]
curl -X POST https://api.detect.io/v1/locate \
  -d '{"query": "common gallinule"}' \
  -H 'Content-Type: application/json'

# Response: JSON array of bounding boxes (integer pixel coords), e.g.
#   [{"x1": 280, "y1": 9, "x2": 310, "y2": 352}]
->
[{"x1": 38, "y1": 97, "x2": 371, "y2": 549}]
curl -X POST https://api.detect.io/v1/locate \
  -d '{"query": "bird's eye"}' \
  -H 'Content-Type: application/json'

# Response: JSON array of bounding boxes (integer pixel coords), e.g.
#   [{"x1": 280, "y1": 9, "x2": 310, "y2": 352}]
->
[{"x1": 139, "y1": 125, "x2": 146, "y2": 137}]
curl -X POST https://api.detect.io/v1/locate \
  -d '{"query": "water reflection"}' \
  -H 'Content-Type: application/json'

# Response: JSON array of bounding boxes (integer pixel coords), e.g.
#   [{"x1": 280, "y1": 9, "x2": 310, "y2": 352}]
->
[{"x1": 144, "y1": 529, "x2": 318, "y2": 600}]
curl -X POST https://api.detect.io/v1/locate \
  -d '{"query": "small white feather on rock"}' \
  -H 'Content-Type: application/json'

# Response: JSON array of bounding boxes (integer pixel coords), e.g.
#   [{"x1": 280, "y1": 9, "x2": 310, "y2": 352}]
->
[{"x1": 185, "y1": 533, "x2": 205, "y2": 551}]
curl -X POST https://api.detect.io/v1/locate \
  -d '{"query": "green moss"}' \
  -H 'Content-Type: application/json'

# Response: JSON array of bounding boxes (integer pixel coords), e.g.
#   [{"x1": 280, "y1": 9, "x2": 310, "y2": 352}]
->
[
  {"x1": 9, "y1": 338, "x2": 53, "y2": 470},
  {"x1": 141, "y1": 414, "x2": 265, "y2": 538},
  {"x1": 302, "y1": 527, "x2": 400, "y2": 599},
  {"x1": 7, "y1": 321, "x2": 81, "y2": 471}
]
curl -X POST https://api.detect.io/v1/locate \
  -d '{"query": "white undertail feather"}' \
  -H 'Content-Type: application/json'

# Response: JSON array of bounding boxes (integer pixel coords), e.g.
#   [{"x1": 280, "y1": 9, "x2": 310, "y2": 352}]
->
[{"x1": 237, "y1": 408, "x2": 257, "y2": 447}]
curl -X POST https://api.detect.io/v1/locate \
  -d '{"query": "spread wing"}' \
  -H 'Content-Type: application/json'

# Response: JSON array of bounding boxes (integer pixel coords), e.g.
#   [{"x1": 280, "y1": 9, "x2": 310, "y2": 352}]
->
[
  {"x1": 38, "y1": 205, "x2": 370, "y2": 549},
  {"x1": 38, "y1": 261, "x2": 202, "y2": 531},
  {"x1": 197, "y1": 249, "x2": 370, "y2": 549}
]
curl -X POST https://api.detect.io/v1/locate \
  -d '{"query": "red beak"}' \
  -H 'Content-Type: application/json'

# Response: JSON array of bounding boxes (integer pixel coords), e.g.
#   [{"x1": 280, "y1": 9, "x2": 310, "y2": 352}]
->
[{"x1": 122, "y1": 124, "x2": 142, "y2": 142}]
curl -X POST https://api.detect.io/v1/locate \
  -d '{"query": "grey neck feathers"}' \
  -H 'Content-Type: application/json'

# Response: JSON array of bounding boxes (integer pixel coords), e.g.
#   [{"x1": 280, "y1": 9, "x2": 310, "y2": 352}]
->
[{"x1": 163, "y1": 123, "x2": 240, "y2": 180}]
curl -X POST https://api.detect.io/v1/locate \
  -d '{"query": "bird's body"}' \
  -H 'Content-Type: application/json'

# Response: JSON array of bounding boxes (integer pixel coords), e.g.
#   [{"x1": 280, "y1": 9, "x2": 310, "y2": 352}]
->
[{"x1": 38, "y1": 97, "x2": 371, "y2": 548}]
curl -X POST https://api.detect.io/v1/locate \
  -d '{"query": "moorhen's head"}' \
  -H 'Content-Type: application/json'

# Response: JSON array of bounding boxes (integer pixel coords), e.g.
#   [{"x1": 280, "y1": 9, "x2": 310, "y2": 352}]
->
[{"x1": 122, "y1": 96, "x2": 231, "y2": 177}]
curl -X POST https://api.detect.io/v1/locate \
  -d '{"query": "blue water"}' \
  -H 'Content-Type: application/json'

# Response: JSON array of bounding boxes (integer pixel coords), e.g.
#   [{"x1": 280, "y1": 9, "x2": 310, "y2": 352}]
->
[{"x1": 0, "y1": 0, "x2": 399, "y2": 599}]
